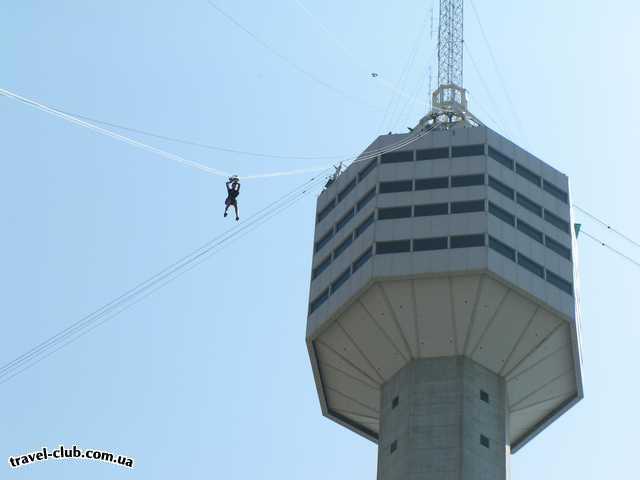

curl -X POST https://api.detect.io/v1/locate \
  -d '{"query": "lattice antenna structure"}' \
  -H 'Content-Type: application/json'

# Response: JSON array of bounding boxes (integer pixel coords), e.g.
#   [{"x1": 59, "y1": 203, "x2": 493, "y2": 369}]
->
[
  {"x1": 415, "y1": 0, "x2": 478, "y2": 130},
  {"x1": 437, "y1": 0, "x2": 463, "y2": 89}
]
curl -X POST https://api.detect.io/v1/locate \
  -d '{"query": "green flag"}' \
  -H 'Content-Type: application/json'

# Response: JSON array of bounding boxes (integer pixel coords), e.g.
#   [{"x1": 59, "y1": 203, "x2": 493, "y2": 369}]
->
[{"x1": 574, "y1": 223, "x2": 581, "y2": 238}]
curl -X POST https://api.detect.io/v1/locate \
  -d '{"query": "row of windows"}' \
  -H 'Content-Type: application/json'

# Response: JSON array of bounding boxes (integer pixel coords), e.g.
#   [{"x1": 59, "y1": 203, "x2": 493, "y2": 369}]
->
[
  {"x1": 308, "y1": 246, "x2": 374, "y2": 314},
  {"x1": 488, "y1": 146, "x2": 569, "y2": 204},
  {"x1": 312, "y1": 212, "x2": 375, "y2": 281},
  {"x1": 488, "y1": 236, "x2": 574, "y2": 296},
  {"x1": 315, "y1": 186, "x2": 377, "y2": 254},
  {"x1": 379, "y1": 173, "x2": 485, "y2": 194},
  {"x1": 377, "y1": 199, "x2": 486, "y2": 220},
  {"x1": 488, "y1": 175, "x2": 571, "y2": 235},
  {"x1": 380, "y1": 144, "x2": 485, "y2": 165},
  {"x1": 377, "y1": 234, "x2": 485, "y2": 254},
  {"x1": 488, "y1": 201, "x2": 572, "y2": 261},
  {"x1": 316, "y1": 158, "x2": 378, "y2": 224}
]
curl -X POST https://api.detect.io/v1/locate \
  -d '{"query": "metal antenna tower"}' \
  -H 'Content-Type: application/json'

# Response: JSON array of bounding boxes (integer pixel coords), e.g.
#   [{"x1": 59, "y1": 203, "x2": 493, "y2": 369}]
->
[
  {"x1": 416, "y1": 0, "x2": 478, "y2": 130},
  {"x1": 437, "y1": 0, "x2": 463, "y2": 91}
]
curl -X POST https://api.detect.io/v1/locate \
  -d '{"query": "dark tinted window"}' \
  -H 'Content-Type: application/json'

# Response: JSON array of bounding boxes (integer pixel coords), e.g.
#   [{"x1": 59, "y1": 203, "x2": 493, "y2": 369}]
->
[
  {"x1": 376, "y1": 240, "x2": 411, "y2": 254},
  {"x1": 516, "y1": 193, "x2": 542, "y2": 217},
  {"x1": 331, "y1": 267, "x2": 351, "y2": 293},
  {"x1": 334, "y1": 234, "x2": 353, "y2": 259},
  {"x1": 415, "y1": 176, "x2": 449, "y2": 190},
  {"x1": 543, "y1": 180, "x2": 569, "y2": 203},
  {"x1": 416, "y1": 147, "x2": 449, "y2": 160},
  {"x1": 378, "y1": 206, "x2": 412, "y2": 220},
  {"x1": 379, "y1": 180, "x2": 413, "y2": 193},
  {"x1": 517, "y1": 253, "x2": 544, "y2": 278},
  {"x1": 516, "y1": 163, "x2": 541, "y2": 186},
  {"x1": 489, "y1": 202, "x2": 515, "y2": 226},
  {"x1": 309, "y1": 288, "x2": 329, "y2": 315},
  {"x1": 392, "y1": 396, "x2": 399, "y2": 409},
  {"x1": 336, "y1": 208, "x2": 355, "y2": 232},
  {"x1": 545, "y1": 235, "x2": 572, "y2": 260},
  {"x1": 357, "y1": 187, "x2": 376, "y2": 211},
  {"x1": 413, "y1": 236, "x2": 448, "y2": 251},
  {"x1": 414, "y1": 202, "x2": 448, "y2": 217},
  {"x1": 489, "y1": 236, "x2": 516, "y2": 261},
  {"x1": 358, "y1": 158, "x2": 377, "y2": 182},
  {"x1": 338, "y1": 178, "x2": 356, "y2": 202},
  {"x1": 451, "y1": 200, "x2": 485, "y2": 214},
  {"x1": 489, "y1": 176, "x2": 515, "y2": 200},
  {"x1": 546, "y1": 270, "x2": 574, "y2": 296},
  {"x1": 315, "y1": 229, "x2": 334, "y2": 253},
  {"x1": 381, "y1": 150, "x2": 413, "y2": 164},
  {"x1": 317, "y1": 198, "x2": 336, "y2": 223},
  {"x1": 452, "y1": 144, "x2": 484, "y2": 157},
  {"x1": 312, "y1": 256, "x2": 331, "y2": 280},
  {"x1": 544, "y1": 210, "x2": 570, "y2": 233},
  {"x1": 356, "y1": 213, "x2": 375, "y2": 237},
  {"x1": 390, "y1": 440, "x2": 398, "y2": 453},
  {"x1": 352, "y1": 246, "x2": 373, "y2": 272},
  {"x1": 480, "y1": 390, "x2": 490, "y2": 403},
  {"x1": 450, "y1": 234, "x2": 485, "y2": 248},
  {"x1": 451, "y1": 174, "x2": 485, "y2": 187},
  {"x1": 480, "y1": 435, "x2": 490, "y2": 448},
  {"x1": 517, "y1": 219, "x2": 543, "y2": 243},
  {"x1": 488, "y1": 146, "x2": 514, "y2": 170}
]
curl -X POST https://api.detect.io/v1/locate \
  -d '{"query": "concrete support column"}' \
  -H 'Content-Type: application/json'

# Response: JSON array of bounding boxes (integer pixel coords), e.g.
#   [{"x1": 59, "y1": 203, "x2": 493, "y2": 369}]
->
[{"x1": 377, "y1": 357, "x2": 510, "y2": 480}]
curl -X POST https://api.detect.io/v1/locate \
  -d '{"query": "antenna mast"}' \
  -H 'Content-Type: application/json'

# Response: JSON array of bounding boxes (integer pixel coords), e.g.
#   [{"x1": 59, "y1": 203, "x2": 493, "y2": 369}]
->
[{"x1": 416, "y1": 0, "x2": 478, "y2": 130}]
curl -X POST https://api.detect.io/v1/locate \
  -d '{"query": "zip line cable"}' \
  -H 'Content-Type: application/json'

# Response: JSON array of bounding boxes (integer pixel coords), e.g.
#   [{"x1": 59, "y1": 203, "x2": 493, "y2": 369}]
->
[
  {"x1": 0, "y1": 182, "x2": 325, "y2": 385},
  {"x1": 1, "y1": 84, "x2": 441, "y2": 183},
  {"x1": 0, "y1": 87, "x2": 228, "y2": 177},
  {"x1": 53, "y1": 109, "x2": 345, "y2": 160},
  {"x1": 0, "y1": 121, "x2": 444, "y2": 384},
  {"x1": 573, "y1": 205, "x2": 640, "y2": 249},
  {"x1": 204, "y1": 0, "x2": 380, "y2": 112},
  {"x1": 468, "y1": 0, "x2": 527, "y2": 145},
  {"x1": 0, "y1": 174, "x2": 328, "y2": 384},
  {"x1": 0, "y1": 184, "x2": 321, "y2": 386},
  {"x1": 0, "y1": 176, "x2": 320, "y2": 376},
  {"x1": 580, "y1": 230, "x2": 640, "y2": 270},
  {"x1": 0, "y1": 87, "x2": 331, "y2": 180},
  {"x1": 0, "y1": 179, "x2": 325, "y2": 385},
  {"x1": 0, "y1": 86, "x2": 439, "y2": 180}
]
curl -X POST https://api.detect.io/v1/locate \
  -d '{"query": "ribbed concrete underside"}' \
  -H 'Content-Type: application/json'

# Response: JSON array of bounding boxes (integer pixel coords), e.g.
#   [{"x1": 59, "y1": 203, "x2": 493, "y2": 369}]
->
[{"x1": 309, "y1": 272, "x2": 579, "y2": 449}]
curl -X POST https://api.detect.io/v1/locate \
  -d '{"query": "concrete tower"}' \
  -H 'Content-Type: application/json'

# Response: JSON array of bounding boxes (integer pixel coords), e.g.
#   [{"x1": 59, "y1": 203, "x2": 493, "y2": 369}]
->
[{"x1": 305, "y1": 2, "x2": 583, "y2": 479}]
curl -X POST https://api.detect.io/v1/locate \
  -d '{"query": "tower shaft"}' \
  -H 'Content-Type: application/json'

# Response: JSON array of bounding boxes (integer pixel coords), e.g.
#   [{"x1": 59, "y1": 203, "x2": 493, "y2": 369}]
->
[{"x1": 377, "y1": 357, "x2": 509, "y2": 480}]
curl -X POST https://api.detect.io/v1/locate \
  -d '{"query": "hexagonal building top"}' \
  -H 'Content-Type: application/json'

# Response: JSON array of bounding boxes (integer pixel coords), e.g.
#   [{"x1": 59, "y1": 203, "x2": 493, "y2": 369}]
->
[{"x1": 305, "y1": 124, "x2": 583, "y2": 452}]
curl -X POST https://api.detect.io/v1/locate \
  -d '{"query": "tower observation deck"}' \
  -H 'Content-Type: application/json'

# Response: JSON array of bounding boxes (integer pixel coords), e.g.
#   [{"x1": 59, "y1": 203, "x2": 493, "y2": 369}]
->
[
  {"x1": 306, "y1": 126, "x2": 583, "y2": 478},
  {"x1": 304, "y1": 4, "x2": 582, "y2": 478}
]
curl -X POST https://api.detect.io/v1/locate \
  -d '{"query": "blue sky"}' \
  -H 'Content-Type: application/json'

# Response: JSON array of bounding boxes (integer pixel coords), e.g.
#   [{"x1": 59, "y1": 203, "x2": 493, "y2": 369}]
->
[{"x1": 2, "y1": 1, "x2": 639, "y2": 478}]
